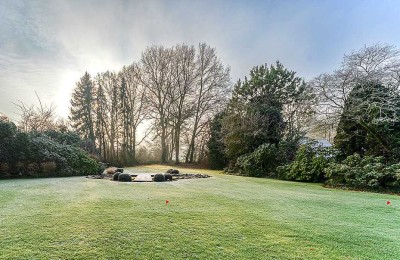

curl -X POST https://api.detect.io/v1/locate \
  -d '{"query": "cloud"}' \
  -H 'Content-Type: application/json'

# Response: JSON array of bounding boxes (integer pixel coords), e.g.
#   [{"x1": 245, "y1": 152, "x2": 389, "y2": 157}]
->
[{"x1": 1, "y1": 0, "x2": 400, "y2": 120}]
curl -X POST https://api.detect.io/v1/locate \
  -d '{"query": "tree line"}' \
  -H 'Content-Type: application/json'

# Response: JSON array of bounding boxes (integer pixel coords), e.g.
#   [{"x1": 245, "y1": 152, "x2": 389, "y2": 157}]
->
[
  {"x1": 69, "y1": 43, "x2": 230, "y2": 165},
  {"x1": 204, "y1": 43, "x2": 400, "y2": 192}
]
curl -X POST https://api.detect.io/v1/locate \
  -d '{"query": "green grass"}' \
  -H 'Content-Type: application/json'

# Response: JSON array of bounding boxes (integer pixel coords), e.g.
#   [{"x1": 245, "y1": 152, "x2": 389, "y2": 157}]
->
[{"x1": 0, "y1": 165, "x2": 399, "y2": 259}]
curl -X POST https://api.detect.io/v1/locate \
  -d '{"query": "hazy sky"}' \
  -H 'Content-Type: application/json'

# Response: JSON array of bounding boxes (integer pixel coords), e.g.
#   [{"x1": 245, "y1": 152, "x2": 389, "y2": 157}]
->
[{"x1": 1, "y1": 0, "x2": 400, "y2": 120}]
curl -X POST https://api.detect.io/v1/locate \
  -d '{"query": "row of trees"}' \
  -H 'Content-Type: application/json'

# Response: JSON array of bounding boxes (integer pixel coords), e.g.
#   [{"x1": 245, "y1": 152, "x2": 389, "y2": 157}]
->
[
  {"x1": 311, "y1": 44, "x2": 400, "y2": 160},
  {"x1": 208, "y1": 61, "x2": 315, "y2": 172},
  {"x1": 69, "y1": 43, "x2": 230, "y2": 165},
  {"x1": 67, "y1": 40, "x2": 400, "y2": 186},
  {"x1": 207, "y1": 43, "x2": 400, "y2": 192}
]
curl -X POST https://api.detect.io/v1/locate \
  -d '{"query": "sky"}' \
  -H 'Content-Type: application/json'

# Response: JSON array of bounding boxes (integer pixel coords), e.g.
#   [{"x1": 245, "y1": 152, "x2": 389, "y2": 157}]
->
[{"x1": 1, "y1": 0, "x2": 400, "y2": 120}]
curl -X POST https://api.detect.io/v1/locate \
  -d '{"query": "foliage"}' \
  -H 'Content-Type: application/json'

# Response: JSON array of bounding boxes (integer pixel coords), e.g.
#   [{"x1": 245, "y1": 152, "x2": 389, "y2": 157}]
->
[
  {"x1": 311, "y1": 43, "x2": 400, "y2": 142},
  {"x1": 69, "y1": 43, "x2": 230, "y2": 165},
  {"x1": 69, "y1": 72, "x2": 96, "y2": 154},
  {"x1": 0, "y1": 162, "x2": 10, "y2": 178},
  {"x1": 27, "y1": 163, "x2": 40, "y2": 177},
  {"x1": 222, "y1": 61, "x2": 314, "y2": 169},
  {"x1": 207, "y1": 112, "x2": 228, "y2": 169},
  {"x1": 118, "y1": 173, "x2": 132, "y2": 182},
  {"x1": 231, "y1": 139, "x2": 299, "y2": 177},
  {"x1": 41, "y1": 162, "x2": 57, "y2": 175},
  {"x1": 334, "y1": 83, "x2": 400, "y2": 159},
  {"x1": 43, "y1": 130, "x2": 81, "y2": 146},
  {"x1": 153, "y1": 173, "x2": 165, "y2": 182},
  {"x1": 277, "y1": 141, "x2": 333, "y2": 182},
  {"x1": 233, "y1": 144, "x2": 279, "y2": 177},
  {"x1": 325, "y1": 154, "x2": 400, "y2": 191},
  {"x1": 0, "y1": 120, "x2": 100, "y2": 178},
  {"x1": 113, "y1": 172, "x2": 121, "y2": 181}
]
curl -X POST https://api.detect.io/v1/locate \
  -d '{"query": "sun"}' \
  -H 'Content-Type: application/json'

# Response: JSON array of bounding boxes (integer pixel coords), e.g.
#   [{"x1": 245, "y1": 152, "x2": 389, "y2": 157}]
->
[{"x1": 54, "y1": 70, "x2": 82, "y2": 119}]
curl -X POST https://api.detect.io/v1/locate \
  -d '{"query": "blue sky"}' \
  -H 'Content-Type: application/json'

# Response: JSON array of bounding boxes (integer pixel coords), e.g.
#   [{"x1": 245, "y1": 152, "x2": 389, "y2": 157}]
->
[{"x1": 1, "y1": 0, "x2": 400, "y2": 119}]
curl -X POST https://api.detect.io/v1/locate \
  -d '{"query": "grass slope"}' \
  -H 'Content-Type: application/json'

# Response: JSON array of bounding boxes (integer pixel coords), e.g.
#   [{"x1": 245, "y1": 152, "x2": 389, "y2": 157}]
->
[{"x1": 0, "y1": 165, "x2": 399, "y2": 259}]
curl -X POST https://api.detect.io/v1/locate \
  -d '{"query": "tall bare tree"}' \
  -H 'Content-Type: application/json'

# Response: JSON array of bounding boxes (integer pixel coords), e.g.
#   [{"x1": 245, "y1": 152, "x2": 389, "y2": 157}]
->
[
  {"x1": 139, "y1": 46, "x2": 174, "y2": 163},
  {"x1": 186, "y1": 43, "x2": 231, "y2": 163},
  {"x1": 118, "y1": 64, "x2": 148, "y2": 165},
  {"x1": 311, "y1": 43, "x2": 400, "y2": 140},
  {"x1": 169, "y1": 44, "x2": 197, "y2": 164}
]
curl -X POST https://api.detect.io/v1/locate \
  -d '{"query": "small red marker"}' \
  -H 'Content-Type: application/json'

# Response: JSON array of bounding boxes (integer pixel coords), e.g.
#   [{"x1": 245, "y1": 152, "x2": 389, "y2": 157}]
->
[
  {"x1": 166, "y1": 200, "x2": 170, "y2": 206},
  {"x1": 387, "y1": 201, "x2": 391, "y2": 206}
]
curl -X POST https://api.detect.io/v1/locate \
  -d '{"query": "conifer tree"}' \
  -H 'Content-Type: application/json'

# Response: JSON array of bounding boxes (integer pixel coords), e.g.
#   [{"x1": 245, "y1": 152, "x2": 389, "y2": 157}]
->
[{"x1": 69, "y1": 72, "x2": 96, "y2": 152}]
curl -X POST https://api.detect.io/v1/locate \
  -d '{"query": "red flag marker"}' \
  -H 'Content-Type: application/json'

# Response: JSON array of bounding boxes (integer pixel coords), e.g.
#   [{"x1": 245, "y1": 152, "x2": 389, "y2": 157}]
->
[
  {"x1": 387, "y1": 200, "x2": 391, "y2": 206},
  {"x1": 166, "y1": 200, "x2": 170, "y2": 206}
]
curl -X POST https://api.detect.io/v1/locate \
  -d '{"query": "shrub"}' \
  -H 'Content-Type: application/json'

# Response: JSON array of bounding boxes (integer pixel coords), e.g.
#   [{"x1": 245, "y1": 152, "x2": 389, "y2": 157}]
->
[
  {"x1": 234, "y1": 143, "x2": 279, "y2": 177},
  {"x1": 0, "y1": 162, "x2": 10, "y2": 178},
  {"x1": 29, "y1": 135, "x2": 100, "y2": 176},
  {"x1": 325, "y1": 154, "x2": 400, "y2": 190},
  {"x1": 277, "y1": 142, "x2": 332, "y2": 182},
  {"x1": 27, "y1": 162, "x2": 39, "y2": 177},
  {"x1": 118, "y1": 173, "x2": 132, "y2": 182},
  {"x1": 0, "y1": 162, "x2": 10, "y2": 173},
  {"x1": 164, "y1": 173, "x2": 173, "y2": 181},
  {"x1": 153, "y1": 173, "x2": 165, "y2": 182},
  {"x1": 113, "y1": 172, "x2": 121, "y2": 181},
  {"x1": 15, "y1": 161, "x2": 25, "y2": 174},
  {"x1": 41, "y1": 161, "x2": 57, "y2": 175},
  {"x1": 0, "y1": 124, "x2": 100, "y2": 178}
]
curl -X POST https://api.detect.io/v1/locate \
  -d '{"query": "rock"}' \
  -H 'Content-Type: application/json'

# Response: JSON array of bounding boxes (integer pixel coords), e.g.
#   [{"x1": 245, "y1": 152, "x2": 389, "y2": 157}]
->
[
  {"x1": 164, "y1": 173, "x2": 173, "y2": 181},
  {"x1": 171, "y1": 169, "x2": 179, "y2": 174}
]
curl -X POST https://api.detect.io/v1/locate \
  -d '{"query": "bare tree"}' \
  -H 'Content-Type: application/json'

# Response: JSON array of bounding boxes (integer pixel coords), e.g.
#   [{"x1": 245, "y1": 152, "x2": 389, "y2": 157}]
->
[
  {"x1": 169, "y1": 44, "x2": 197, "y2": 164},
  {"x1": 15, "y1": 92, "x2": 57, "y2": 132},
  {"x1": 118, "y1": 63, "x2": 149, "y2": 165},
  {"x1": 139, "y1": 45, "x2": 174, "y2": 163},
  {"x1": 186, "y1": 43, "x2": 231, "y2": 163},
  {"x1": 311, "y1": 43, "x2": 400, "y2": 140},
  {"x1": 93, "y1": 71, "x2": 119, "y2": 162}
]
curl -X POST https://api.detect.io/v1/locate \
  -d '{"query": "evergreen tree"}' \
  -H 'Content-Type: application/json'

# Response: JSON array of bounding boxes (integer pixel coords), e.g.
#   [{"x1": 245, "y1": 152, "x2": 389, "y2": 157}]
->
[
  {"x1": 94, "y1": 82, "x2": 108, "y2": 161},
  {"x1": 222, "y1": 62, "x2": 307, "y2": 161},
  {"x1": 207, "y1": 112, "x2": 228, "y2": 169},
  {"x1": 69, "y1": 72, "x2": 96, "y2": 153},
  {"x1": 334, "y1": 82, "x2": 400, "y2": 159}
]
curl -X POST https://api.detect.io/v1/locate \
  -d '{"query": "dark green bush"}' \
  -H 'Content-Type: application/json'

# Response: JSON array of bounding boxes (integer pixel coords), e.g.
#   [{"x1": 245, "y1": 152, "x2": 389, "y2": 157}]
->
[
  {"x1": 164, "y1": 173, "x2": 173, "y2": 181},
  {"x1": 0, "y1": 120, "x2": 100, "y2": 178},
  {"x1": 113, "y1": 172, "x2": 121, "y2": 181},
  {"x1": 325, "y1": 154, "x2": 400, "y2": 190},
  {"x1": 277, "y1": 142, "x2": 332, "y2": 182},
  {"x1": 118, "y1": 173, "x2": 132, "y2": 182},
  {"x1": 153, "y1": 173, "x2": 165, "y2": 182},
  {"x1": 41, "y1": 162, "x2": 57, "y2": 175},
  {"x1": 27, "y1": 162, "x2": 39, "y2": 177},
  {"x1": 234, "y1": 143, "x2": 279, "y2": 177},
  {"x1": 0, "y1": 162, "x2": 10, "y2": 178}
]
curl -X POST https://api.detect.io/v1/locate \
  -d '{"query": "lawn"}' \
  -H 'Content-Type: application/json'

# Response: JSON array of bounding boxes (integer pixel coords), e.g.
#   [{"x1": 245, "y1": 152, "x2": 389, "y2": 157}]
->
[{"x1": 0, "y1": 165, "x2": 399, "y2": 259}]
